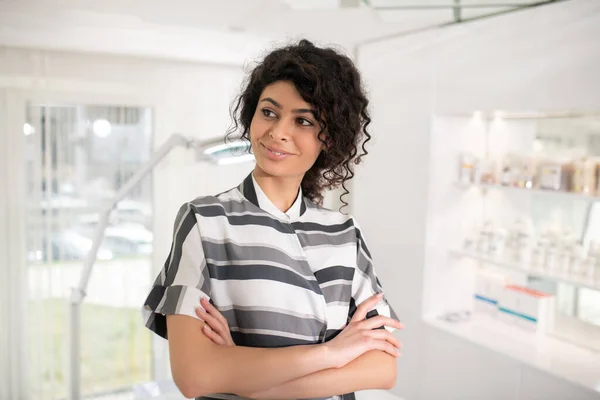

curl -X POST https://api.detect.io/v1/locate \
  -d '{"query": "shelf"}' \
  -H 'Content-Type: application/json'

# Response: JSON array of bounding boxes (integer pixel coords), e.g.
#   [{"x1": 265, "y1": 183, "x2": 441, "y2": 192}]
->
[
  {"x1": 423, "y1": 314, "x2": 600, "y2": 393},
  {"x1": 456, "y1": 182, "x2": 600, "y2": 203},
  {"x1": 449, "y1": 249, "x2": 600, "y2": 291}
]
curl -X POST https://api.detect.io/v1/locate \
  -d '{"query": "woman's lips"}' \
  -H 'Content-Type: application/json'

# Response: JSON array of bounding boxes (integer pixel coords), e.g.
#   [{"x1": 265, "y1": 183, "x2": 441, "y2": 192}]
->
[{"x1": 261, "y1": 142, "x2": 292, "y2": 160}]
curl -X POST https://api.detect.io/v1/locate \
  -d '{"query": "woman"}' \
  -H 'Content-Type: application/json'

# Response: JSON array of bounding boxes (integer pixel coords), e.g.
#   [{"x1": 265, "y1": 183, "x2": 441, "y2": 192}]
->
[{"x1": 142, "y1": 39, "x2": 403, "y2": 400}]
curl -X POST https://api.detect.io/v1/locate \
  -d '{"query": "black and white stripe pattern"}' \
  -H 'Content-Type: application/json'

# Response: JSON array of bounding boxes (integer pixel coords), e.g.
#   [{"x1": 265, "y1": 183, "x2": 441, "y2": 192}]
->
[{"x1": 142, "y1": 173, "x2": 397, "y2": 400}]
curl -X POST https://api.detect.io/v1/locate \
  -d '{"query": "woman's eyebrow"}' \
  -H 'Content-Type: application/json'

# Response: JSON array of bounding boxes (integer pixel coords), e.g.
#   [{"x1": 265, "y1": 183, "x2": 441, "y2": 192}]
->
[
  {"x1": 260, "y1": 97, "x2": 315, "y2": 114},
  {"x1": 260, "y1": 97, "x2": 281, "y2": 108}
]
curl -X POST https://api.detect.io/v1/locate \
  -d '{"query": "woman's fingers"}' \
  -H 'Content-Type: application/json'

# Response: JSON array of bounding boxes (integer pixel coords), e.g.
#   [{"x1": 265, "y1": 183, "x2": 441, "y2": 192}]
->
[
  {"x1": 196, "y1": 298, "x2": 236, "y2": 347},
  {"x1": 366, "y1": 329, "x2": 403, "y2": 350},
  {"x1": 202, "y1": 323, "x2": 225, "y2": 345},
  {"x1": 195, "y1": 307, "x2": 226, "y2": 335},
  {"x1": 350, "y1": 293, "x2": 384, "y2": 322},
  {"x1": 369, "y1": 338, "x2": 401, "y2": 358},
  {"x1": 360, "y1": 315, "x2": 404, "y2": 331},
  {"x1": 201, "y1": 298, "x2": 229, "y2": 326}
]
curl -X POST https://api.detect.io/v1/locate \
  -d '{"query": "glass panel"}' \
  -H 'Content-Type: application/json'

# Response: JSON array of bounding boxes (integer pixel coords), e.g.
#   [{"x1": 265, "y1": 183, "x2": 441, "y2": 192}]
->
[
  {"x1": 530, "y1": 115, "x2": 600, "y2": 349},
  {"x1": 25, "y1": 104, "x2": 153, "y2": 399}
]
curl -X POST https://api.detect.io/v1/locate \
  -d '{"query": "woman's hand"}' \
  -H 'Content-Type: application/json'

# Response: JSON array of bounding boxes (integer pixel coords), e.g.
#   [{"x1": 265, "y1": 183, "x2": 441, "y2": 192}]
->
[
  {"x1": 324, "y1": 293, "x2": 404, "y2": 369},
  {"x1": 195, "y1": 297, "x2": 236, "y2": 346}
]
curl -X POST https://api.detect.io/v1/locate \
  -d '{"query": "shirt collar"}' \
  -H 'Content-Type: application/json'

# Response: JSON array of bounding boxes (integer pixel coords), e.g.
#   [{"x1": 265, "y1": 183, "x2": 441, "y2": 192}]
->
[{"x1": 238, "y1": 172, "x2": 307, "y2": 219}]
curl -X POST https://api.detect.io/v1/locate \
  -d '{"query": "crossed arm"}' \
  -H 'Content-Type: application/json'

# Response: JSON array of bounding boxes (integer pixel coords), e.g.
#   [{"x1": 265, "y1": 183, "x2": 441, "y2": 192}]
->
[
  {"x1": 240, "y1": 350, "x2": 397, "y2": 399},
  {"x1": 167, "y1": 294, "x2": 403, "y2": 399}
]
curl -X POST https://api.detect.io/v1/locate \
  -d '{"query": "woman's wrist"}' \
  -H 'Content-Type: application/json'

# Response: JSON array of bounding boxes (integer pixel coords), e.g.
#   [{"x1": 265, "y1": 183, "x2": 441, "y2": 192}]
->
[{"x1": 312, "y1": 342, "x2": 338, "y2": 370}]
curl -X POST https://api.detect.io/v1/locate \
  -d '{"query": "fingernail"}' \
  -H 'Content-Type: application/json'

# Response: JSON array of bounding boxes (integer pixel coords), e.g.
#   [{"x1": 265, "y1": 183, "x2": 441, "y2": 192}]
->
[
  {"x1": 376, "y1": 292, "x2": 384, "y2": 297},
  {"x1": 203, "y1": 324, "x2": 211, "y2": 331}
]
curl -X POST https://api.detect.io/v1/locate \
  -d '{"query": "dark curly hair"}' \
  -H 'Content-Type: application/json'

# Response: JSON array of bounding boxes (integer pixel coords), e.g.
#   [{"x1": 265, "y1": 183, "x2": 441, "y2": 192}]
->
[{"x1": 226, "y1": 39, "x2": 372, "y2": 211}]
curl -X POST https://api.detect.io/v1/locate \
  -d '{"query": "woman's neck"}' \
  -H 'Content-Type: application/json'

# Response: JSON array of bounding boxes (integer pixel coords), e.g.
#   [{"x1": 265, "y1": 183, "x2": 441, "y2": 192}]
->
[{"x1": 252, "y1": 168, "x2": 302, "y2": 213}]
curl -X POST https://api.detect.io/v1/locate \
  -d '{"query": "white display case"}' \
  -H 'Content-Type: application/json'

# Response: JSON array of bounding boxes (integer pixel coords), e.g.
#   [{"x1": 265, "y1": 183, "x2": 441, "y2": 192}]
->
[{"x1": 423, "y1": 111, "x2": 600, "y2": 394}]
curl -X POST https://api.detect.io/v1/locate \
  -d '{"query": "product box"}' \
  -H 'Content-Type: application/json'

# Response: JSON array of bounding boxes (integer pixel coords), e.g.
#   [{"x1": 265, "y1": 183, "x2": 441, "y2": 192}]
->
[
  {"x1": 498, "y1": 284, "x2": 554, "y2": 334},
  {"x1": 474, "y1": 272, "x2": 505, "y2": 317},
  {"x1": 497, "y1": 285, "x2": 520, "y2": 325}
]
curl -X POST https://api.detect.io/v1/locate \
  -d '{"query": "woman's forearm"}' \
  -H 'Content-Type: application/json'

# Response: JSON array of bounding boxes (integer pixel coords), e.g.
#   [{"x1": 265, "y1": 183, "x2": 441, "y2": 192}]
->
[
  {"x1": 247, "y1": 350, "x2": 397, "y2": 399},
  {"x1": 168, "y1": 315, "x2": 336, "y2": 398},
  {"x1": 212, "y1": 344, "x2": 333, "y2": 394}
]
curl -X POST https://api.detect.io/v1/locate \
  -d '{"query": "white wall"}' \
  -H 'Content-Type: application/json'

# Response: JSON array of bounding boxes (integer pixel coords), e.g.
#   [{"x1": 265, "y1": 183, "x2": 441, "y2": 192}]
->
[{"x1": 354, "y1": 0, "x2": 600, "y2": 399}]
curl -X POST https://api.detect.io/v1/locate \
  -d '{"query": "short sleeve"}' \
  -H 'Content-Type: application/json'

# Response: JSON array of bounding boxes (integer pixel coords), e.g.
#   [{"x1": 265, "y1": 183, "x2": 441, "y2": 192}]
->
[
  {"x1": 347, "y1": 218, "x2": 399, "y2": 332},
  {"x1": 142, "y1": 202, "x2": 212, "y2": 339}
]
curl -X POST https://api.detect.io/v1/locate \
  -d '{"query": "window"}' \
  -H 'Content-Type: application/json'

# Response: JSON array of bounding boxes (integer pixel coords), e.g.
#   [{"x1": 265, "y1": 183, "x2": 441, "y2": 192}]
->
[{"x1": 25, "y1": 104, "x2": 153, "y2": 399}]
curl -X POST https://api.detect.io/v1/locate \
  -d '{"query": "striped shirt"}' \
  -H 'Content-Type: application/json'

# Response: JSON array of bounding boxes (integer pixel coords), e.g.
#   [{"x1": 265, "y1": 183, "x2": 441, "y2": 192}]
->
[{"x1": 142, "y1": 172, "x2": 398, "y2": 400}]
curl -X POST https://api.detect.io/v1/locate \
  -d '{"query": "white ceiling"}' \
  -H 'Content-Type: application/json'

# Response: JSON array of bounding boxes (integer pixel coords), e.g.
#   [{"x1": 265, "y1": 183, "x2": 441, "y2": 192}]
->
[{"x1": 0, "y1": 0, "x2": 555, "y2": 65}]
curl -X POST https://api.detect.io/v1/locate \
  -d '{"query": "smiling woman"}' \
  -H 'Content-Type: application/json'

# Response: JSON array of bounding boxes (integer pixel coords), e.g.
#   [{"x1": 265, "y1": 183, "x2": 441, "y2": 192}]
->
[
  {"x1": 249, "y1": 81, "x2": 328, "y2": 210},
  {"x1": 142, "y1": 39, "x2": 402, "y2": 400},
  {"x1": 228, "y1": 39, "x2": 373, "y2": 209}
]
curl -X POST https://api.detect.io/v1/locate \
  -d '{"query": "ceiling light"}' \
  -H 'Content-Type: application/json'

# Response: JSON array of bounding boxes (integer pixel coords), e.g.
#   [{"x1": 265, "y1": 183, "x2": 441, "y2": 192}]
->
[{"x1": 93, "y1": 119, "x2": 112, "y2": 138}]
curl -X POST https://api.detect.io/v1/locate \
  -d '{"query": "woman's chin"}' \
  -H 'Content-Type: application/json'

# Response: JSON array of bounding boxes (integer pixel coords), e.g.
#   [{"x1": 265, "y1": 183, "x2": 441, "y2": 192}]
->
[{"x1": 255, "y1": 159, "x2": 303, "y2": 179}]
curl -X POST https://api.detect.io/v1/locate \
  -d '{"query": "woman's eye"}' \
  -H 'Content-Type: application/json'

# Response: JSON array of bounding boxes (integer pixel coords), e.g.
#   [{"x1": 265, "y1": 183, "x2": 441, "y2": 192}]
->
[
  {"x1": 297, "y1": 118, "x2": 313, "y2": 127},
  {"x1": 262, "y1": 109, "x2": 276, "y2": 118}
]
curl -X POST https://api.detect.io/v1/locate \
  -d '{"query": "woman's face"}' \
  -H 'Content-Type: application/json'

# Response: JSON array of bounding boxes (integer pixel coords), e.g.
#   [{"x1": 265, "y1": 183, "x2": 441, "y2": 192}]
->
[{"x1": 250, "y1": 80, "x2": 325, "y2": 179}]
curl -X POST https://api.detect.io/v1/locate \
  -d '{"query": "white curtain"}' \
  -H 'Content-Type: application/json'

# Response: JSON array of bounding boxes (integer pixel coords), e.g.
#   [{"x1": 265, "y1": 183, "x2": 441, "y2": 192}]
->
[{"x1": 0, "y1": 89, "x2": 28, "y2": 400}]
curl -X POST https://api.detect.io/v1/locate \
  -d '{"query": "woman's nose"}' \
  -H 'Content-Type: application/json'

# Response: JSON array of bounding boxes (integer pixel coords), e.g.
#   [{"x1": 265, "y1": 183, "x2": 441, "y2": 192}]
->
[{"x1": 269, "y1": 119, "x2": 293, "y2": 141}]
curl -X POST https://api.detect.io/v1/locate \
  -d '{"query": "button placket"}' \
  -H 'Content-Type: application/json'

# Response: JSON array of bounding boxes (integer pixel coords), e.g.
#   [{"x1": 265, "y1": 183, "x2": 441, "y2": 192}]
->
[{"x1": 286, "y1": 220, "x2": 329, "y2": 343}]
